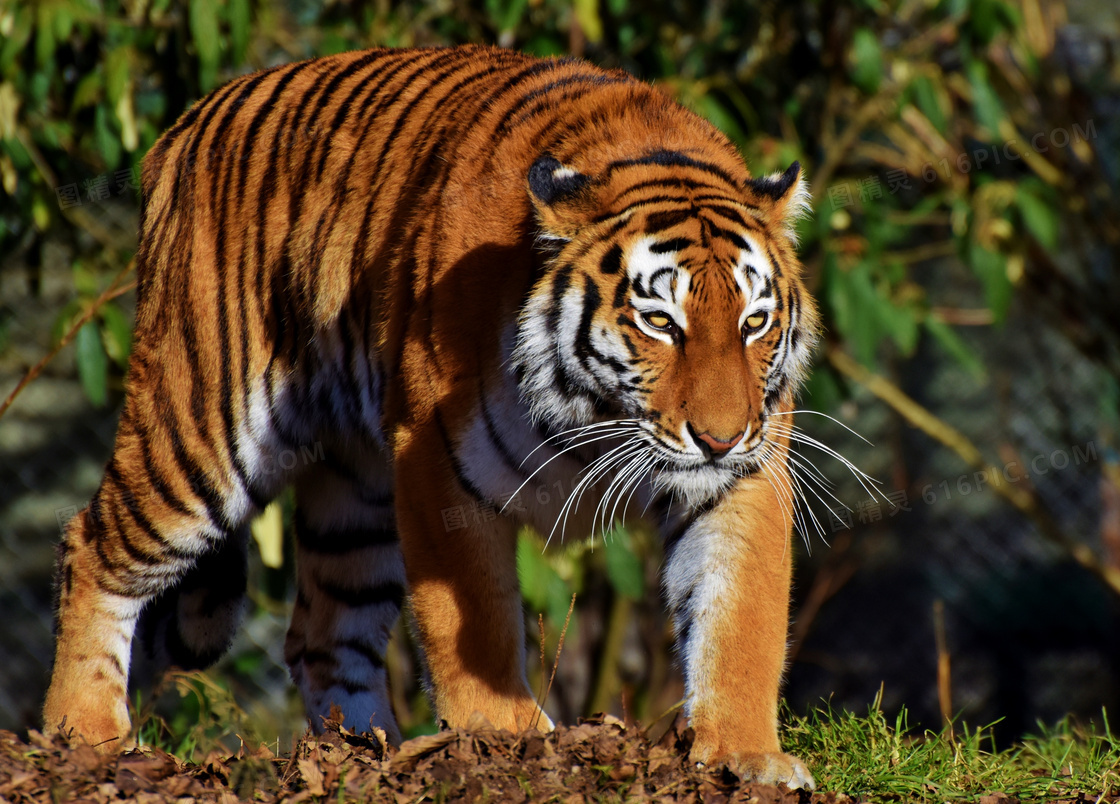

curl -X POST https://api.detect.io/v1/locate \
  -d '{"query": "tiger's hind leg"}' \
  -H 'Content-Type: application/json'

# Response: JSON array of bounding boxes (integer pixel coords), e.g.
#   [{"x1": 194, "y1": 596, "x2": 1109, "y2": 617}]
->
[
  {"x1": 284, "y1": 448, "x2": 404, "y2": 743},
  {"x1": 43, "y1": 451, "x2": 257, "y2": 749},
  {"x1": 42, "y1": 357, "x2": 281, "y2": 750}
]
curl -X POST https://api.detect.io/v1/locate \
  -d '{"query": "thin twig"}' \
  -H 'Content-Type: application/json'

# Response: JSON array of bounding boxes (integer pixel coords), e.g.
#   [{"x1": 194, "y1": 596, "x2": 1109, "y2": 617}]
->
[
  {"x1": 828, "y1": 347, "x2": 1120, "y2": 597},
  {"x1": 0, "y1": 260, "x2": 137, "y2": 422},
  {"x1": 640, "y1": 699, "x2": 685, "y2": 740},
  {"x1": 532, "y1": 593, "x2": 576, "y2": 731},
  {"x1": 933, "y1": 599, "x2": 954, "y2": 740},
  {"x1": 535, "y1": 614, "x2": 547, "y2": 714}
]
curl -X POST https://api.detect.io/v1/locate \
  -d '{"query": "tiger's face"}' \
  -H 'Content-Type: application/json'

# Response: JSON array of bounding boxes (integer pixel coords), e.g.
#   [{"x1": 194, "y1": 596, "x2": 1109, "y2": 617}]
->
[{"x1": 515, "y1": 152, "x2": 819, "y2": 505}]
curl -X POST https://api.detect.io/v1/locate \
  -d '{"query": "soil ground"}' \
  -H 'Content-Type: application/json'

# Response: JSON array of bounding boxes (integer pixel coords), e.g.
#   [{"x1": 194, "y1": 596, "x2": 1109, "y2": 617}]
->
[{"x1": 0, "y1": 714, "x2": 848, "y2": 803}]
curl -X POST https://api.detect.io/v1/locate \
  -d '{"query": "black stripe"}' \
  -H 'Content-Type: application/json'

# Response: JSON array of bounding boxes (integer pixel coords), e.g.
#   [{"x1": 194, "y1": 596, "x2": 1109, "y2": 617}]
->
[
  {"x1": 605, "y1": 150, "x2": 740, "y2": 190},
  {"x1": 705, "y1": 220, "x2": 752, "y2": 251},
  {"x1": 156, "y1": 377, "x2": 231, "y2": 531},
  {"x1": 765, "y1": 245, "x2": 786, "y2": 280},
  {"x1": 180, "y1": 77, "x2": 249, "y2": 196},
  {"x1": 649, "y1": 237, "x2": 692, "y2": 254},
  {"x1": 435, "y1": 409, "x2": 490, "y2": 505},
  {"x1": 701, "y1": 204, "x2": 752, "y2": 229},
  {"x1": 575, "y1": 277, "x2": 629, "y2": 378},
  {"x1": 546, "y1": 263, "x2": 576, "y2": 335},
  {"x1": 233, "y1": 252, "x2": 268, "y2": 509},
  {"x1": 612, "y1": 276, "x2": 631, "y2": 308},
  {"x1": 479, "y1": 389, "x2": 527, "y2": 480},
  {"x1": 102, "y1": 486, "x2": 163, "y2": 568},
  {"x1": 213, "y1": 205, "x2": 263, "y2": 511},
  {"x1": 478, "y1": 76, "x2": 622, "y2": 175},
  {"x1": 321, "y1": 49, "x2": 395, "y2": 149},
  {"x1": 644, "y1": 209, "x2": 694, "y2": 234},
  {"x1": 336, "y1": 638, "x2": 387, "y2": 670},
  {"x1": 607, "y1": 177, "x2": 718, "y2": 207},
  {"x1": 106, "y1": 461, "x2": 194, "y2": 562},
  {"x1": 348, "y1": 49, "x2": 479, "y2": 198},
  {"x1": 590, "y1": 197, "x2": 693, "y2": 225},
  {"x1": 295, "y1": 513, "x2": 398, "y2": 554},
  {"x1": 317, "y1": 579, "x2": 406, "y2": 609},
  {"x1": 335, "y1": 308, "x2": 367, "y2": 424},
  {"x1": 483, "y1": 62, "x2": 619, "y2": 151},
  {"x1": 326, "y1": 61, "x2": 511, "y2": 364},
  {"x1": 334, "y1": 49, "x2": 459, "y2": 208},
  {"x1": 305, "y1": 50, "x2": 387, "y2": 180},
  {"x1": 402, "y1": 59, "x2": 586, "y2": 309},
  {"x1": 148, "y1": 100, "x2": 206, "y2": 165},
  {"x1": 599, "y1": 244, "x2": 623, "y2": 275},
  {"x1": 237, "y1": 60, "x2": 316, "y2": 206},
  {"x1": 619, "y1": 331, "x2": 640, "y2": 359},
  {"x1": 498, "y1": 74, "x2": 631, "y2": 137},
  {"x1": 282, "y1": 57, "x2": 377, "y2": 228},
  {"x1": 138, "y1": 426, "x2": 196, "y2": 518},
  {"x1": 209, "y1": 70, "x2": 273, "y2": 223}
]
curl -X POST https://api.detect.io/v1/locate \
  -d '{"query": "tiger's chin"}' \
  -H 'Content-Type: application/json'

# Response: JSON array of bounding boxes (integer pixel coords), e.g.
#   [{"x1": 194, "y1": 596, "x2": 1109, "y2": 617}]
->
[{"x1": 653, "y1": 463, "x2": 742, "y2": 509}]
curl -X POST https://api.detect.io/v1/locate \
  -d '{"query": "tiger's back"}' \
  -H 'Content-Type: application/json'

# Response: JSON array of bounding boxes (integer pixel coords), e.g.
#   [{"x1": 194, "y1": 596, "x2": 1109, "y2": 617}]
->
[{"x1": 46, "y1": 45, "x2": 817, "y2": 789}]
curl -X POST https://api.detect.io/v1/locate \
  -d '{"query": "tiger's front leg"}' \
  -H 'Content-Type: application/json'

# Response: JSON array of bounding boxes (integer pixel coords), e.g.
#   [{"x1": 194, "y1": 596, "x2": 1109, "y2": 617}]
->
[
  {"x1": 393, "y1": 423, "x2": 550, "y2": 732},
  {"x1": 663, "y1": 472, "x2": 814, "y2": 790}
]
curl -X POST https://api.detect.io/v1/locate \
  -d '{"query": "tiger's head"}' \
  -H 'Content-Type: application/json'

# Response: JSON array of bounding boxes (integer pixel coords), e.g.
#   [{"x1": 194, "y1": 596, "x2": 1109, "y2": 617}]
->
[{"x1": 513, "y1": 149, "x2": 819, "y2": 506}]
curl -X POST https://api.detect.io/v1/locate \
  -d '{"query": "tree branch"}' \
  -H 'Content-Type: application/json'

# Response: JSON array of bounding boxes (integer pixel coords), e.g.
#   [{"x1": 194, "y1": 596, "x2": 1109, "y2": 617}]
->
[{"x1": 0, "y1": 260, "x2": 136, "y2": 422}]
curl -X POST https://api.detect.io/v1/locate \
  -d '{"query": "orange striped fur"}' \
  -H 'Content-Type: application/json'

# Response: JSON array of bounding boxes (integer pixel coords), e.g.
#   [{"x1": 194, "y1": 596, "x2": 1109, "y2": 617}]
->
[{"x1": 44, "y1": 45, "x2": 818, "y2": 788}]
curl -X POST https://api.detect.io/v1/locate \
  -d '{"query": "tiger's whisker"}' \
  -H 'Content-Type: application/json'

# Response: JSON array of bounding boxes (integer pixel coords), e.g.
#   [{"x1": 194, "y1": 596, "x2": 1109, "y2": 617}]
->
[
  {"x1": 502, "y1": 426, "x2": 639, "y2": 514},
  {"x1": 548, "y1": 438, "x2": 645, "y2": 546},
  {"x1": 598, "y1": 448, "x2": 655, "y2": 537},
  {"x1": 606, "y1": 452, "x2": 658, "y2": 534},
  {"x1": 766, "y1": 423, "x2": 888, "y2": 503},
  {"x1": 518, "y1": 419, "x2": 645, "y2": 468},
  {"x1": 771, "y1": 409, "x2": 875, "y2": 446}
]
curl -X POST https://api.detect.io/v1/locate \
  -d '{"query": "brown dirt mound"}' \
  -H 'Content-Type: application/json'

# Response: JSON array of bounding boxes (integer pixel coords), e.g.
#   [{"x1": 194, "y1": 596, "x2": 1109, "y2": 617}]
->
[{"x1": 0, "y1": 714, "x2": 850, "y2": 803}]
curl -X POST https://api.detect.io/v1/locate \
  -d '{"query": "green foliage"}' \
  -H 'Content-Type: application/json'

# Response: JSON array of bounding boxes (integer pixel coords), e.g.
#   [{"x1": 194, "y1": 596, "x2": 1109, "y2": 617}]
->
[
  {"x1": 517, "y1": 528, "x2": 579, "y2": 634},
  {"x1": 603, "y1": 526, "x2": 644, "y2": 601},
  {"x1": 134, "y1": 671, "x2": 266, "y2": 760},
  {"x1": 74, "y1": 320, "x2": 107, "y2": 406}
]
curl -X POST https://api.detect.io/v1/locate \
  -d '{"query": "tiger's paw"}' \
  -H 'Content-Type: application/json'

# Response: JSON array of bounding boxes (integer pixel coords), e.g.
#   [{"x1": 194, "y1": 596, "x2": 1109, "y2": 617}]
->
[
  {"x1": 44, "y1": 693, "x2": 132, "y2": 753},
  {"x1": 47, "y1": 713, "x2": 133, "y2": 754},
  {"x1": 697, "y1": 750, "x2": 816, "y2": 791}
]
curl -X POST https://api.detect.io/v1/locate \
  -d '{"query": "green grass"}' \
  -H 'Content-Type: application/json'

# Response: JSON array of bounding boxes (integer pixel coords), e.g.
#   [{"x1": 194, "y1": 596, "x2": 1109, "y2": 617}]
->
[{"x1": 783, "y1": 693, "x2": 1120, "y2": 801}]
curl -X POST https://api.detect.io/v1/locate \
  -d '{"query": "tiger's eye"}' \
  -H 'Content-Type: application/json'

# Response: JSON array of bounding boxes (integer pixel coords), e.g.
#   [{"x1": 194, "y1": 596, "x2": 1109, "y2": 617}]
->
[
  {"x1": 743, "y1": 313, "x2": 768, "y2": 335},
  {"x1": 644, "y1": 312, "x2": 675, "y2": 331}
]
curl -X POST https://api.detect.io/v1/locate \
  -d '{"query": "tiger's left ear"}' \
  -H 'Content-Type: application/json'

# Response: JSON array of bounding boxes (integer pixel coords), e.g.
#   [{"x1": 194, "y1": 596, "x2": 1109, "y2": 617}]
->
[
  {"x1": 528, "y1": 154, "x2": 595, "y2": 241},
  {"x1": 745, "y1": 161, "x2": 811, "y2": 244}
]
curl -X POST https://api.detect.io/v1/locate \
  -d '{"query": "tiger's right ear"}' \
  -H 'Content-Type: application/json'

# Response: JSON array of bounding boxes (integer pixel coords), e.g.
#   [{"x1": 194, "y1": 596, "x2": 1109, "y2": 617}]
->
[{"x1": 528, "y1": 154, "x2": 594, "y2": 241}]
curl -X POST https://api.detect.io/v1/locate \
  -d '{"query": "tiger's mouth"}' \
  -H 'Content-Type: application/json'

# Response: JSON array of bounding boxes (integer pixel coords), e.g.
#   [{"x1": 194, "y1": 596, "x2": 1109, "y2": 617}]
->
[
  {"x1": 637, "y1": 420, "x2": 775, "y2": 505},
  {"x1": 638, "y1": 417, "x2": 770, "y2": 467}
]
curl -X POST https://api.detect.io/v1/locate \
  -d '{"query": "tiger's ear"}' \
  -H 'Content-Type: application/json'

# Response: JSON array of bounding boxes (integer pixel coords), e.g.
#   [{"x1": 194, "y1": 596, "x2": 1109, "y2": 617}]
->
[
  {"x1": 745, "y1": 161, "x2": 811, "y2": 244},
  {"x1": 528, "y1": 154, "x2": 594, "y2": 241}
]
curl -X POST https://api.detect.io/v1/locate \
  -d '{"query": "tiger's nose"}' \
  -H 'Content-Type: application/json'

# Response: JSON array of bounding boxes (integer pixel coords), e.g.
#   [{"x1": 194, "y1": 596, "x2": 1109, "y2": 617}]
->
[{"x1": 688, "y1": 424, "x2": 745, "y2": 459}]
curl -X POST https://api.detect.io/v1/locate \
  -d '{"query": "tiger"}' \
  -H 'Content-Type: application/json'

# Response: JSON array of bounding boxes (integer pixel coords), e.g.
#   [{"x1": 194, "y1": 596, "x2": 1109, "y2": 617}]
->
[{"x1": 43, "y1": 44, "x2": 819, "y2": 789}]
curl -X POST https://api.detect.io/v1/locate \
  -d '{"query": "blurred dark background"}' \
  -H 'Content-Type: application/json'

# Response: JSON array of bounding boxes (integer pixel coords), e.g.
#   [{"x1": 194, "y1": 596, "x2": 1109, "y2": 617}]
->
[{"x1": 1, "y1": 0, "x2": 1118, "y2": 749}]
